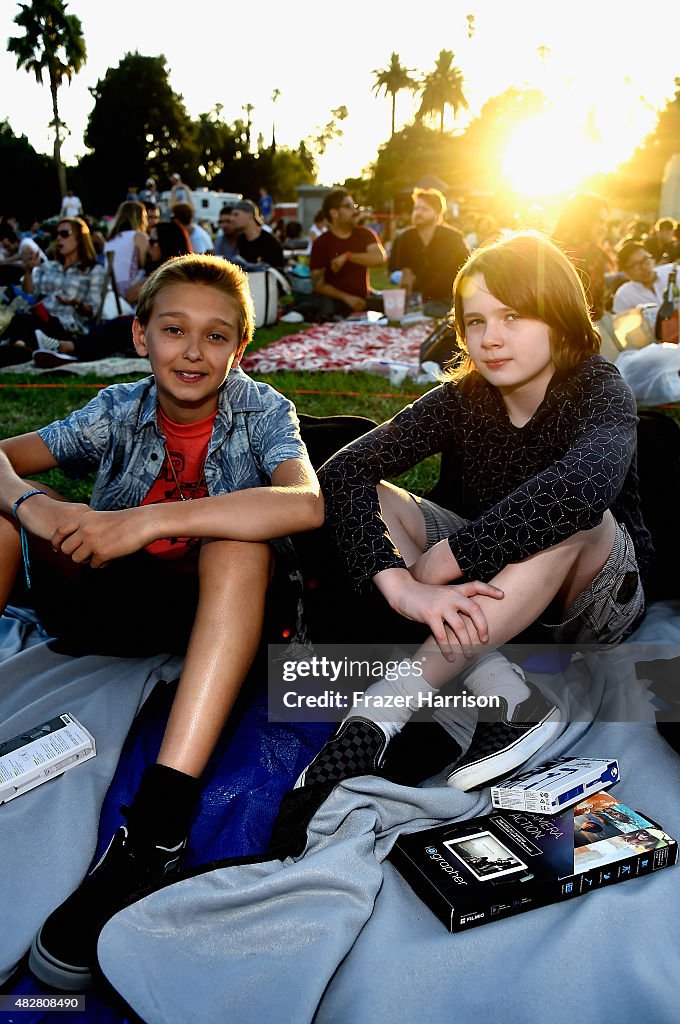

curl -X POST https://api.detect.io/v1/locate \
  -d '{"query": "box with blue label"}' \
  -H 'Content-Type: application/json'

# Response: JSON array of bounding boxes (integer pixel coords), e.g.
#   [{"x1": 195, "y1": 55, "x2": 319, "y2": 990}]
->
[{"x1": 490, "y1": 756, "x2": 619, "y2": 814}]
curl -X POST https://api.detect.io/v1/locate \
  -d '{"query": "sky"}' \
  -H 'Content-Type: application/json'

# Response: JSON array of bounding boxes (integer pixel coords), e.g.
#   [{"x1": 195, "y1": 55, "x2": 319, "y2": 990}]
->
[{"x1": 1, "y1": 0, "x2": 679, "y2": 196}]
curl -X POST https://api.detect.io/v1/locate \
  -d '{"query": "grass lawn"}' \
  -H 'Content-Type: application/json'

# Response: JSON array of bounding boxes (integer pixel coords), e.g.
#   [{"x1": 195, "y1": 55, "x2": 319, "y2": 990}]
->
[{"x1": 0, "y1": 319, "x2": 441, "y2": 501}]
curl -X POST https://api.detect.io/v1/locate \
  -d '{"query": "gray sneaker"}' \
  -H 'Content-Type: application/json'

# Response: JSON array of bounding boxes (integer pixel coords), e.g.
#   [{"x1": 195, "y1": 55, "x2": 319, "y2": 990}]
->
[{"x1": 446, "y1": 681, "x2": 561, "y2": 791}]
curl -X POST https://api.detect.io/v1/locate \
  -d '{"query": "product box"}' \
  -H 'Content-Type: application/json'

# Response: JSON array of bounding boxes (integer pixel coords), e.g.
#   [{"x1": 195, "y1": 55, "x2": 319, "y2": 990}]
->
[
  {"x1": 390, "y1": 792, "x2": 676, "y2": 933},
  {"x1": 490, "y1": 756, "x2": 619, "y2": 814},
  {"x1": 0, "y1": 713, "x2": 96, "y2": 804}
]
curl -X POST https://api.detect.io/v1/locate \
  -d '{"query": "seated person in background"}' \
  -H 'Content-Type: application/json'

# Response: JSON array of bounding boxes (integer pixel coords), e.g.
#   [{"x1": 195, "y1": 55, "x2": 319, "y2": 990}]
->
[
  {"x1": 284, "y1": 221, "x2": 307, "y2": 250},
  {"x1": 389, "y1": 188, "x2": 469, "y2": 312},
  {"x1": 612, "y1": 242, "x2": 676, "y2": 315},
  {"x1": 0, "y1": 228, "x2": 47, "y2": 285},
  {"x1": 172, "y1": 202, "x2": 213, "y2": 255},
  {"x1": 104, "y1": 200, "x2": 149, "y2": 296},
  {"x1": 307, "y1": 209, "x2": 327, "y2": 253},
  {"x1": 230, "y1": 199, "x2": 285, "y2": 269},
  {"x1": 308, "y1": 189, "x2": 386, "y2": 319},
  {"x1": 143, "y1": 200, "x2": 161, "y2": 235},
  {"x1": 644, "y1": 217, "x2": 679, "y2": 265},
  {"x1": 214, "y1": 205, "x2": 238, "y2": 260},
  {"x1": 0, "y1": 255, "x2": 323, "y2": 989},
  {"x1": 0, "y1": 218, "x2": 106, "y2": 365}
]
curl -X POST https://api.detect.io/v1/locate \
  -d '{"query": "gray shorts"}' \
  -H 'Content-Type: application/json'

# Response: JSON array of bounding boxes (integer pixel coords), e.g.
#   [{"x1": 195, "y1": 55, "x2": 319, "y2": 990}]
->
[{"x1": 411, "y1": 494, "x2": 645, "y2": 646}]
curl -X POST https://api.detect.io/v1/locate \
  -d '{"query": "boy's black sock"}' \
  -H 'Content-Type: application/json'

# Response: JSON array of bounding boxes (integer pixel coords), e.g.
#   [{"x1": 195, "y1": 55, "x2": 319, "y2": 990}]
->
[{"x1": 125, "y1": 763, "x2": 201, "y2": 849}]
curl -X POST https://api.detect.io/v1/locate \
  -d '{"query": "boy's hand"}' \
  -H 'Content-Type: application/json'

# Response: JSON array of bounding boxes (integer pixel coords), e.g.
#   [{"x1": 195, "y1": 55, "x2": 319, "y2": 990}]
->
[
  {"x1": 15, "y1": 493, "x2": 90, "y2": 543},
  {"x1": 374, "y1": 569, "x2": 503, "y2": 662},
  {"x1": 52, "y1": 507, "x2": 154, "y2": 568}
]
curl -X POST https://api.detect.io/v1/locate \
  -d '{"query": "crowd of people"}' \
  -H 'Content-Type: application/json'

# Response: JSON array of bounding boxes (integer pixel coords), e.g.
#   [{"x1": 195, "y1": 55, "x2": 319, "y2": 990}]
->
[{"x1": 2, "y1": 176, "x2": 678, "y2": 370}]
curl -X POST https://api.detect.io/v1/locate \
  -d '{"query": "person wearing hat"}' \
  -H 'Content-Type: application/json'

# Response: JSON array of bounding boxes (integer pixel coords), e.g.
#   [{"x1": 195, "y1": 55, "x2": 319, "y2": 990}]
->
[
  {"x1": 231, "y1": 199, "x2": 285, "y2": 269},
  {"x1": 139, "y1": 178, "x2": 159, "y2": 205},
  {"x1": 169, "y1": 173, "x2": 194, "y2": 213}
]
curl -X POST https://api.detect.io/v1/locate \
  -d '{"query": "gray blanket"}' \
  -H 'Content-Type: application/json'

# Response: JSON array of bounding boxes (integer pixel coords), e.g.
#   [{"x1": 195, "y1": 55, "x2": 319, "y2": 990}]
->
[
  {"x1": 0, "y1": 609, "x2": 182, "y2": 982},
  {"x1": 97, "y1": 610, "x2": 680, "y2": 1024}
]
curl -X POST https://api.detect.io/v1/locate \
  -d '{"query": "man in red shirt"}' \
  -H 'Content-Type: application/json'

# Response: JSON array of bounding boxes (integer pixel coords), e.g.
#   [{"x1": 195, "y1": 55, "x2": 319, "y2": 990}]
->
[{"x1": 308, "y1": 190, "x2": 386, "y2": 319}]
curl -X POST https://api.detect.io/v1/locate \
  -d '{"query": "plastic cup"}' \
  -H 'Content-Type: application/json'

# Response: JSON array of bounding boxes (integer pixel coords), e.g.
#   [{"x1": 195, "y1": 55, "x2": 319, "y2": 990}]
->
[{"x1": 383, "y1": 288, "x2": 407, "y2": 321}]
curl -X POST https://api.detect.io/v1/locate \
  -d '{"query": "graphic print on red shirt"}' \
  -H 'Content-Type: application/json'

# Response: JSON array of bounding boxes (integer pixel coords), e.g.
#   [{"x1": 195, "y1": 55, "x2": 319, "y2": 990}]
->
[{"x1": 142, "y1": 407, "x2": 216, "y2": 559}]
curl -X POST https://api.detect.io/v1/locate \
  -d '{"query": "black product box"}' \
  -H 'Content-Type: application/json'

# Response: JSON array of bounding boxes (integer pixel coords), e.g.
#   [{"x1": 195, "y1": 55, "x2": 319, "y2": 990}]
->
[{"x1": 390, "y1": 792, "x2": 677, "y2": 932}]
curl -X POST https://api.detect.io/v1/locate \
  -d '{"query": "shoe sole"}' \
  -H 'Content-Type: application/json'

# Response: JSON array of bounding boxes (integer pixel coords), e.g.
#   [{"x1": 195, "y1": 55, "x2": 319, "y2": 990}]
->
[
  {"x1": 29, "y1": 930, "x2": 94, "y2": 991},
  {"x1": 446, "y1": 708, "x2": 562, "y2": 792}
]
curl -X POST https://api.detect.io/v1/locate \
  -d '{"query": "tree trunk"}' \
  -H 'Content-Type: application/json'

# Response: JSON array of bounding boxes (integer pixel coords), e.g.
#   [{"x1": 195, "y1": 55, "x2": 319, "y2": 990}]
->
[
  {"x1": 391, "y1": 92, "x2": 396, "y2": 137},
  {"x1": 49, "y1": 72, "x2": 67, "y2": 198},
  {"x1": 440, "y1": 106, "x2": 445, "y2": 133}
]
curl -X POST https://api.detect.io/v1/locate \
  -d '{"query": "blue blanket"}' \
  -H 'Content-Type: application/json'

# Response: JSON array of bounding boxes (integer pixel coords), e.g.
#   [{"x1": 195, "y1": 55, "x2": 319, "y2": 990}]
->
[{"x1": 3, "y1": 605, "x2": 680, "y2": 1023}]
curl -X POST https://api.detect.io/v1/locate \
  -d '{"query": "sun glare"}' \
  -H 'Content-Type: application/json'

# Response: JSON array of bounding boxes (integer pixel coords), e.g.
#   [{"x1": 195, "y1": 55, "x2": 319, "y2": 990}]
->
[{"x1": 501, "y1": 93, "x2": 660, "y2": 199}]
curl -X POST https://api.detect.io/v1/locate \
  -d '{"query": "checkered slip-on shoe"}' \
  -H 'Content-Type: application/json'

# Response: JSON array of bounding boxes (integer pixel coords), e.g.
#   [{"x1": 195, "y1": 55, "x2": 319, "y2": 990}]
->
[
  {"x1": 294, "y1": 716, "x2": 389, "y2": 789},
  {"x1": 446, "y1": 681, "x2": 561, "y2": 792}
]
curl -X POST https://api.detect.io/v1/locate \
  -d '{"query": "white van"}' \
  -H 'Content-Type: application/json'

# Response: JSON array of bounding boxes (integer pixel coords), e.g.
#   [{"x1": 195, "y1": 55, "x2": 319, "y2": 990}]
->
[{"x1": 159, "y1": 189, "x2": 242, "y2": 227}]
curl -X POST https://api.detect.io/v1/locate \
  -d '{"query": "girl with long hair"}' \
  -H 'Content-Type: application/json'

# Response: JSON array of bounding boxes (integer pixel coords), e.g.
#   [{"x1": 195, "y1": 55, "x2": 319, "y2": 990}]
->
[{"x1": 295, "y1": 231, "x2": 652, "y2": 795}]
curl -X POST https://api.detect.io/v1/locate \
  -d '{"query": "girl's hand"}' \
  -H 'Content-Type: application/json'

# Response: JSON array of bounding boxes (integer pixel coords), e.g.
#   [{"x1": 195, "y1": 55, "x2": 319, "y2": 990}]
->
[
  {"x1": 51, "y1": 507, "x2": 155, "y2": 568},
  {"x1": 376, "y1": 570, "x2": 504, "y2": 662}
]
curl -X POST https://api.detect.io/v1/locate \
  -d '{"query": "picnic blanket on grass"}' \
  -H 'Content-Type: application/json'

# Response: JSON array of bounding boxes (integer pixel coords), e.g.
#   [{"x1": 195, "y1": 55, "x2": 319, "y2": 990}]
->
[
  {"x1": 241, "y1": 322, "x2": 433, "y2": 374},
  {"x1": 3, "y1": 604, "x2": 680, "y2": 1023},
  {"x1": 0, "y1": 356, "x2": 150, "y2": 378}
]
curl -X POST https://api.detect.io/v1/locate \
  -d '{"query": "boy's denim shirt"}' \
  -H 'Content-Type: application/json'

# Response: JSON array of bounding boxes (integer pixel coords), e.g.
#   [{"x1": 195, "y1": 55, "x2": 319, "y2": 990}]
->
[
  {"x1": 38, "y1": 368, "x2": 309, "y2": 639},
  {"x1": 38, "y1": 368, "x2": 305, "y2": 509}
]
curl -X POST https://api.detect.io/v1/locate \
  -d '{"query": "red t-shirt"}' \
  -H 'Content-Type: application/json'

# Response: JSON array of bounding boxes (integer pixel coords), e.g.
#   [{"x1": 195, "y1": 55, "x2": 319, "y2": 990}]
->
[
  {"x1": 309, "y1": 226, "x2": 380, "y2": 298},
  {"x1": 142, "y1": 407, "x2": 216, "y2": 560}
]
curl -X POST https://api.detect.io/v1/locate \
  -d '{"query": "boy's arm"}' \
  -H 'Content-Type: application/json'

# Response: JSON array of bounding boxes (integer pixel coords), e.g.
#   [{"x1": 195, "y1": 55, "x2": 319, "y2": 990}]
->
[
  {"x1": 0, "y1": 434, "x2": 90, "y2": 540},
  {"x1": 52, "y1": 457, "x2": 323, "y2": 568}
]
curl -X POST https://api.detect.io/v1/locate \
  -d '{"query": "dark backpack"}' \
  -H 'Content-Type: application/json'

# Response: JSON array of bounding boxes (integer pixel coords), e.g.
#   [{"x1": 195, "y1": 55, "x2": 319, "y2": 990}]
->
[{"x1": 635, "y1": 410, "x2": 680, "y2": 603}]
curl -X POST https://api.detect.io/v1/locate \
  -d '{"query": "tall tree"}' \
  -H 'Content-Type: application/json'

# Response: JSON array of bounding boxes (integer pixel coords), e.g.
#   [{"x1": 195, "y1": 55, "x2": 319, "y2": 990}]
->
[
  {"x1": 372, "y1": 53, "x2": 416, "y2": 137},
  {"x1": 80, "y1": 52, "x2": 198, "y2": 211},
  {"x1": 417, "y1": 49, "x2": 468, "y2": 133},
  {"x1": 0, "y1": 118, "x2": 59, "y2": 221},
  {"x1": 7, "y1": 0, "x2": 87, "y2": 198}
]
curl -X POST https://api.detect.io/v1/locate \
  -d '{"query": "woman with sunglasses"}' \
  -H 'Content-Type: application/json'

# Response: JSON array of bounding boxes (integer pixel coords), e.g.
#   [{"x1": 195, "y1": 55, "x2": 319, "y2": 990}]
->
[
  {"x1": 32, "y1": 221, "x2": 193, "y2": 367},
  {"x1": 0, "y1": 217, "x2": 106, "y2": 366}
]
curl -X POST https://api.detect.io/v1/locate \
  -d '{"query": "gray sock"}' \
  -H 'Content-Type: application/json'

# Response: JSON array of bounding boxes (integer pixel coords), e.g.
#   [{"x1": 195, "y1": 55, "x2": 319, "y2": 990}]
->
[
  {"x1": 343, "y1": 661, "x2": 438, "y2": 740},
  {"x1": 458, "y1": 652, "x2": 530, "y2": 719}
]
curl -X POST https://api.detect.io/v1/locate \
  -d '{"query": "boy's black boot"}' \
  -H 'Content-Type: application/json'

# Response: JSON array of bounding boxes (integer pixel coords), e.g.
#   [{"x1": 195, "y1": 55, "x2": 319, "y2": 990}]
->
[{"x1": 29, "y1": 764, "x2": 199, "y2": 992}]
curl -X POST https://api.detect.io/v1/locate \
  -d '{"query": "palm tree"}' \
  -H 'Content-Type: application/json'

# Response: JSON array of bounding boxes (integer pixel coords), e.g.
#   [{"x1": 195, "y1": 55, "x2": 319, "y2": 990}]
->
[
  {"x1": 242, "y1": 103, "x2": 255, "y2": 150},
  {"x1": 417, "y1": 49, "x2": 468, "y2": 133},
  {"x1": 8, "y1": 0, "x2": 86, "y2": 198},
  {"x1": 372, "y1": 53, "x2": 417, "y2": 137},
  {"x1": 271, "y1": 88, "x2": 281, "y2": 150}
]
